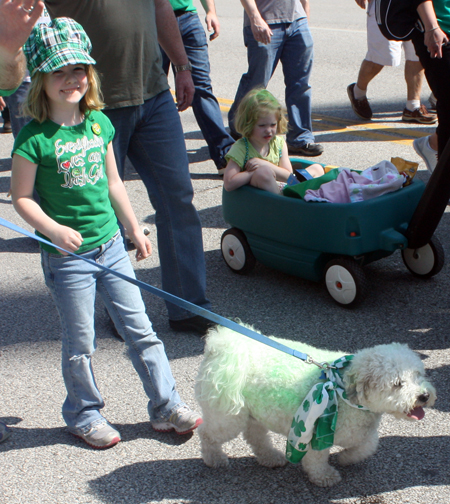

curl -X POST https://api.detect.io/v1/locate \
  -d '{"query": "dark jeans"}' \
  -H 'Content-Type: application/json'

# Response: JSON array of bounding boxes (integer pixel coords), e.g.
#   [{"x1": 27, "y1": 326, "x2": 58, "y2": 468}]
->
[
  {"x1": 104, "y1": 90, "x2": 211, "y2": 320},
  {"x1": 4, "y1": 80, "x2": 31, "y2": 138},
  {"x1": 412, "y1": 31, "x2": 450, "y2": 158},
  {"x1": 161, "y1": 12, "x2": 234, "y2": 169}
]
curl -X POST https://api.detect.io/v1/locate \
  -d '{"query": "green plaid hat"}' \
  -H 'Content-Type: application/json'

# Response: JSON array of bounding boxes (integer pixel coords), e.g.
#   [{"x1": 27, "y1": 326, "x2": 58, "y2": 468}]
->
[{"x1": 24, "y1": 17, "x2": 96, "y2": 77}]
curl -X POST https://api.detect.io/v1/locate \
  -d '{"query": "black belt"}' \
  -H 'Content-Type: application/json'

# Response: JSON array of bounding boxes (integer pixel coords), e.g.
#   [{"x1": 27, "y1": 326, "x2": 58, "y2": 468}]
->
[{"x1": 174, "y1": 9, "x2": 187, "y2": 17}]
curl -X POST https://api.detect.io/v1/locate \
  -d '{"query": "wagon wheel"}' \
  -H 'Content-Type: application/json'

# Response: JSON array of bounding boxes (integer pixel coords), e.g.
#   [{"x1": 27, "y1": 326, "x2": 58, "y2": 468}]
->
[
  {"x1": 325, "y1": 257, "x2": 368, "y2": 307},
  {"x1": 402, "y1": 235, "x2": 445, "y2": 279},
  {"x1": 221, "y1": 228, "x2": 256, "y2": 275}
]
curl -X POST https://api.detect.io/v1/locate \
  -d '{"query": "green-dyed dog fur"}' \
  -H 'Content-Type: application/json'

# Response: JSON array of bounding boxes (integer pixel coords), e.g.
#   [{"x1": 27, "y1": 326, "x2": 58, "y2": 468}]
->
[{"x1": 195, "y1": 324, "x2": 436, "y2": 487}]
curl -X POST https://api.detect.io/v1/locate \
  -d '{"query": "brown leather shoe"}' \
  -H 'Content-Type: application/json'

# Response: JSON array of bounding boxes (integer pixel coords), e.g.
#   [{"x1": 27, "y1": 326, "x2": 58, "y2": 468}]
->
[
  {"x1": 347, "y1": 83, "x2": 372, "y2": 120},
  {"x1": 402, "y1": 105, "x2": 437, "y2": 124}
]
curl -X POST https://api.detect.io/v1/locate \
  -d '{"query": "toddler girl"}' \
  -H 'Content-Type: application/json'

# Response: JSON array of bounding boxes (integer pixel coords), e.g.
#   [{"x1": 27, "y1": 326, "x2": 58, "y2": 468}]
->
[
  {"x1": 10, "y1": 18, "x2": 202, "y2": 449},
  {"x1": 223, "y1": 88, "x2": 324, "y2": 194}
]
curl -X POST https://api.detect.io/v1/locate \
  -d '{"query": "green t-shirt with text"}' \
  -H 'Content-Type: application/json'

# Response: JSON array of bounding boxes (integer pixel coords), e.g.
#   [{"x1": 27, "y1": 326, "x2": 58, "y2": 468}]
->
[{"x1": 12, "y1": 110, "x2": 118, "y2": 254}]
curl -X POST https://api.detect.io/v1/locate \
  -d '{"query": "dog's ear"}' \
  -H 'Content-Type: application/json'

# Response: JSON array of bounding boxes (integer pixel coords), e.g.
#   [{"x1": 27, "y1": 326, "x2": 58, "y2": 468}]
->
[
  {"x1": 345, "y1": 373, "x2": 375, "y2": 404},
  {"x1": 345, "y1": 380, "x2": 358, "y2": 403},
  {"x1": 343, "y1": 360, "x2": 377, "y2": 405}
]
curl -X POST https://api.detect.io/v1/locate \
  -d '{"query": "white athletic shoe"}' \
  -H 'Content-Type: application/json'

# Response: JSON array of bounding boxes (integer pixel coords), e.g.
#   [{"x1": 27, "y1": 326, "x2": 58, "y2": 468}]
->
[
  {"x1": 413, "y1": 135, "x2": 438, "y2": 174},
  {"x1": 151, "y1": 405, "x2": 203, "y2": 435}
]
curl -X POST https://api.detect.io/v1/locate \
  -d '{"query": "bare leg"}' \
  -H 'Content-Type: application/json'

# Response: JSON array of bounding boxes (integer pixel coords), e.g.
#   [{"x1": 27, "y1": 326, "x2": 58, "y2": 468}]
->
[
  {"x1": 250, "y1": 166, "x2": 280, "y2": 194},
  {"x1": 306, "y1": 163, "x2": 325, "y2": 178},
  {"x1": 404, "y1": 60, "x2": 424, "y2": 101},
  {"x1": 356, "y1": 59, "x2": 384, "y2": 92}
]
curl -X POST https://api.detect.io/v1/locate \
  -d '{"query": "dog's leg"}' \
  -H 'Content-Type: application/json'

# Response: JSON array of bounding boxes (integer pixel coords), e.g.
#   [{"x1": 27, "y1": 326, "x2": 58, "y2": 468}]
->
[
  {"x1": 302, "y1": 449, "x2": 342, "y2": 487},
  {"x1": 243, "y1": 417, "x2": 287, "y2": 468},
  {"x1": 198, "y1": 410, "x2": 245, "y2": 468},
  {"x1": 337, "y1": 430, "x2": 379, "y2": 466}
]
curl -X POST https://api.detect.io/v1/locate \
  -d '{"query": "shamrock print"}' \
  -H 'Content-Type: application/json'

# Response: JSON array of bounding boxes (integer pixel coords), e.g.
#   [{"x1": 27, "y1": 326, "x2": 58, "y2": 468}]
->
[
  {"x1": 312, "y1": 383, "x2": 324, "y2": 404},
  {"x1": 293, "y1": 419, "x2": 306, "y2": 437}
]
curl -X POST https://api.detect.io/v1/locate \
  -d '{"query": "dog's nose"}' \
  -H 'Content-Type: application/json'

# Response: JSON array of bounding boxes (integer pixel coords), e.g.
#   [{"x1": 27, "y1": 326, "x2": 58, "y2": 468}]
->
[{"x1": 418, "y1": 392, "x2": 430, "y2": 403}]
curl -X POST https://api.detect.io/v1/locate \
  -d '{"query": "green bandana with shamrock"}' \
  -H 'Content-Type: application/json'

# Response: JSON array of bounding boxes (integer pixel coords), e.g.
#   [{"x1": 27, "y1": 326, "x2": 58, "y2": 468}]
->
[{"x1": 286, "y1": 355, "x2": 368, "y2": 463}]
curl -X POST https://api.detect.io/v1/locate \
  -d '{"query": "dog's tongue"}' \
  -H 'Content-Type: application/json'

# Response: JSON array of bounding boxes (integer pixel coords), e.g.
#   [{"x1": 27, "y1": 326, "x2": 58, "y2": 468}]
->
[{"x1": 407, "y1": 407, "x2": 425, "y2": 420}]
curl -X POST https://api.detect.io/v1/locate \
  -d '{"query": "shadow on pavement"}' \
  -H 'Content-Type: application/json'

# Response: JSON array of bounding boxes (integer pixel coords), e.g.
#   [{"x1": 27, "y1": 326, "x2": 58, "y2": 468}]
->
[{"x1": 86, "y1": 433, "x2": 450, "y2": 504}]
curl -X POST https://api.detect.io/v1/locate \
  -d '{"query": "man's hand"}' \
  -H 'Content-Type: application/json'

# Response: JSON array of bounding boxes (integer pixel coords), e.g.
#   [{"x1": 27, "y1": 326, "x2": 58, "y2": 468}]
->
[
  {"x1": 424, "y1": 28, "x2": 448, "y2": 59},
  {"x1": 417, "y1": 0, "x2": 449, "y2": 59},
  {"x1": 175, "y1": 70, "x2": 195, "y2": 111},
  {"x1": 250, "y1": 16, "x2": 272, "y2": 44},
  {"x1": 0, "y1": 96, "x2": 5, "y2": 111},
  {"x1": 0, "y1": 0, "x2": 44, "y2": 55},
  {"x1": 0, "y1": 0, "x2": 44, "y2": 89},
  {"x1": 205, "y1": 11, "x2": 220, "y2": 41},
  {"x1": 201, "y1": 0, "x2": 220, "y2": 41}
]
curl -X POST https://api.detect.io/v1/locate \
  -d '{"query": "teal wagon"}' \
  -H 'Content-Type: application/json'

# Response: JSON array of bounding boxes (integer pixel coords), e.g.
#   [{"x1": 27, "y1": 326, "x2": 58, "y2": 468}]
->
[{"x1": 221, "y1": 158, "x2": 444, "y2": 306}]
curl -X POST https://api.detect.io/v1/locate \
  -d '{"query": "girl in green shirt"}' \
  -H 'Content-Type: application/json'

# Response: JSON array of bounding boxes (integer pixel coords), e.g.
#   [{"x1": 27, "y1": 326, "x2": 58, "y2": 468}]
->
[{"x1": 10, "y1": 17, "x2": 202, "y2": 450}]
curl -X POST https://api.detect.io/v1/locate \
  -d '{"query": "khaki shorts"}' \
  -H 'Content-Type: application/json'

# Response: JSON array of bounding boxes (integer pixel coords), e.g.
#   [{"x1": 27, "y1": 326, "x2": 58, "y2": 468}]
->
[{"x1": 365, "y1": 1, "x2": 419, "y2": 66}]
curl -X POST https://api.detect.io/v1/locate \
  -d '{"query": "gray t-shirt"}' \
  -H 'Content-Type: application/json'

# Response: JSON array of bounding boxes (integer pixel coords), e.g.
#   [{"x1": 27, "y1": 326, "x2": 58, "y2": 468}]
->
[{"x1": 243, "y1": 0, "x2": 306, "y2": 27}]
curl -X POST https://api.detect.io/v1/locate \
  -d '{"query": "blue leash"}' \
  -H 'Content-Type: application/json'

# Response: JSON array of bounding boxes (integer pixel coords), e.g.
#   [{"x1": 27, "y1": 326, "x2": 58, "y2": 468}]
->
[{"x1": 0, "y1": 217, "x2": 326, "y2": 367}]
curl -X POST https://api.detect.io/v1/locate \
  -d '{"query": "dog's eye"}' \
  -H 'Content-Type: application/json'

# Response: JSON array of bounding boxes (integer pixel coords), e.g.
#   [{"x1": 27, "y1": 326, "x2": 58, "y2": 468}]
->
[{"x1": 393, "y1": 380, "x2": 403, "y2": 388}]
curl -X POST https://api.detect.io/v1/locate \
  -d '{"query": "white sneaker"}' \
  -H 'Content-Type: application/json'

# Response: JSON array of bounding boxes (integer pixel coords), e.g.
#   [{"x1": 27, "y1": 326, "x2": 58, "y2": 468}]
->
[
  {"x1": 413, "y1": 136, "x2": 438, "y2": 174},
  {"x1": 70, "y1": 420, "x2": 121, "y2": 449},
  {"x1": 151, "y1": 405, "x2": 203, "y2": 435}
]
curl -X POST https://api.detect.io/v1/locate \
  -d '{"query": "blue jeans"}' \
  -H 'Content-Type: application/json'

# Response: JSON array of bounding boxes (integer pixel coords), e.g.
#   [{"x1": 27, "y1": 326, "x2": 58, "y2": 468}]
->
[
  {"x1": 4, "y1": 80, "x2": 31, "y2": 138},
  {"x1": 104, "y1": 90, "x2": 211, "y2": 320},
  {"x1": 228, "y1": 18, "x2": 315, "y2": 147},
  {"x1": 161, "y1": 12, "x2": 234, "y2": 168},
  {"x1": 41, "y1": 232, "x2": 183, "y2": 432}
]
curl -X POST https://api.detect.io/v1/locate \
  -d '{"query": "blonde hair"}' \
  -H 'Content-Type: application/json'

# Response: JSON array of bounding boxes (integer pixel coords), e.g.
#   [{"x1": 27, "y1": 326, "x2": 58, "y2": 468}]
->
[
  {"x1": 22, "y1": 65, "x2": 104, "y2": 123},
  {"x1": 234, "y1": 88, "x2": 288, "y2": 138}
]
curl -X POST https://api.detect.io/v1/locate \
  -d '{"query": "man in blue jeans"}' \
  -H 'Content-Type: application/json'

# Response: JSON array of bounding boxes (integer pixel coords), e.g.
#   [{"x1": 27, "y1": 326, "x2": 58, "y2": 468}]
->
[
  {"x1": 46, "y1": 0, "x2": 213, "y2": 335},
  {"x1": 161, "y1": 0, "x2": 234, "y2": 173},
  {"x1": 229, "y1": 0, "x2": 323, "y2": 157}
]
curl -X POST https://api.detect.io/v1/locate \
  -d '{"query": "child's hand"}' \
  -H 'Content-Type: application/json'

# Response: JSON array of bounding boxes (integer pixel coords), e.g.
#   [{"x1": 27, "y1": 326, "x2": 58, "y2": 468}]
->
[
  {"x1": 128, "y1": 230, "x2": 152, "y2": 262},
  {"x1": 246, "y1": 158, "x2": 275, "y2": 176},
  {"x1": 48, "y1": 225, "x2": 83, "y2": 254}
]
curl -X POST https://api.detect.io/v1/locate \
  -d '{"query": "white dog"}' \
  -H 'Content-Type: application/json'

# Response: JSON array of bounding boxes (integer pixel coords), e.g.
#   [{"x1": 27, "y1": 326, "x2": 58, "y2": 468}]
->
[{"x1": 195, "y1": 325, "x2": 436, "y2": 487}]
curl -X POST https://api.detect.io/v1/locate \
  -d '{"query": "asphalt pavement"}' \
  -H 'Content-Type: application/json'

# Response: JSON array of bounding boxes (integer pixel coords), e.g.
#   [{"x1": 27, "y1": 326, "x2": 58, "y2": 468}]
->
[{"x1": 1, "y1": 1, "x2": 449, "y2": 503}]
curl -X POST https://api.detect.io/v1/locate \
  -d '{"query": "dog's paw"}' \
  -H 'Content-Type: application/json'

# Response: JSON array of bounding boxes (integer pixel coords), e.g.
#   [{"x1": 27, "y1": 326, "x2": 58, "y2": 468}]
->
[
  {"x1": 307, "y1": 466, "x2": 342, "y2": 487},
  {"x1": 337, "y1": 444, "x2": 376, "y2": 466},
  {"x1": 202, "y1": 451, "x2": 229, "y2": 468},
  {"x1": 257, "y1": 449, "x2": 287, "y2": 468}
]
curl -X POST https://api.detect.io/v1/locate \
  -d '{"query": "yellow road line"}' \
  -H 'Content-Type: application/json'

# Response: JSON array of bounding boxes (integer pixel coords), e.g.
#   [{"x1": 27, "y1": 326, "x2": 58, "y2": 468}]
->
[{"x1": 175, "y1": 90, "x2": 431, "y2": 145}]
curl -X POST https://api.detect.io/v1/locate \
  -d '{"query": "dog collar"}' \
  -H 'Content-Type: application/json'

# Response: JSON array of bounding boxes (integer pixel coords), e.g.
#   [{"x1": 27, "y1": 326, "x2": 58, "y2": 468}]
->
[{"x1": 286, "y1": 355, "x2": 368, "y2": 464}]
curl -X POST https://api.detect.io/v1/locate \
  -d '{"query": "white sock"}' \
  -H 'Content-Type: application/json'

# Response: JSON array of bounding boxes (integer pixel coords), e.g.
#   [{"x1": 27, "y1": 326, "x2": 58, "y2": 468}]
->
[
  {"x1": 406, "y1": 100, "x2": 420, "y2": 112},
  {"x1": 354, "y1": 84, "x2": 366, "y2": 100}
]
